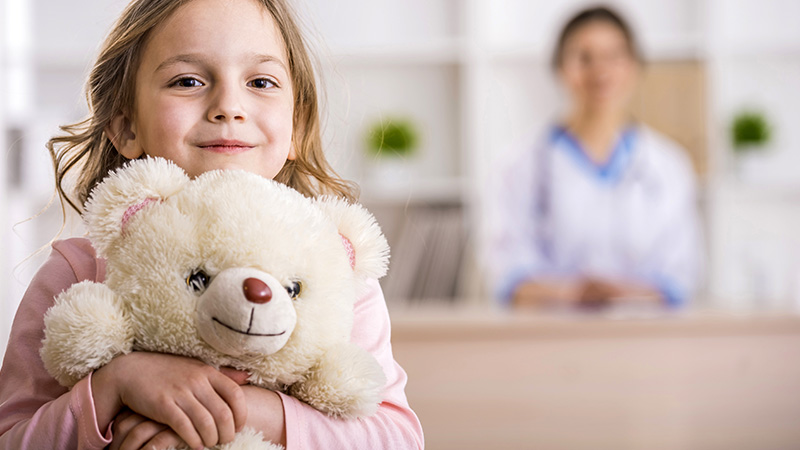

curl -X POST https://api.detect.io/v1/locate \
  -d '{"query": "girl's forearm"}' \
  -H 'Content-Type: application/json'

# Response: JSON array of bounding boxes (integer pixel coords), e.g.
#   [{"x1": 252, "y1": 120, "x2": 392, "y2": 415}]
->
[
  {"x1": 90, "y1": 362, "x2": 124, "y2": 433},
  {"x1": 240, "y1": 386, "x2": 287, "y2": 446}
]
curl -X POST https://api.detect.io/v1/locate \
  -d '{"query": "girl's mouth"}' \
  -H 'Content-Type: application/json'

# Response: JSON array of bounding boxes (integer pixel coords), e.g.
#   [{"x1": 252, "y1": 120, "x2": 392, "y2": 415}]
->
[{"x1": 197, "y1": 140, "x2": 255, "y2": 154}]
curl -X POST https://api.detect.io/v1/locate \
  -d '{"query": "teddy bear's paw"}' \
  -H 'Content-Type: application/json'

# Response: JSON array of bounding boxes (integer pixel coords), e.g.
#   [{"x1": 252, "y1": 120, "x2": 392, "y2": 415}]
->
[
  {"x1": 290, "y1": 343, "x2": 387, "y2": 419},
  {"x1": 166, "y1": 427, "x2": 284, "y2": 450},
  {"x1": 40, "y1": 281, "x2": 134, "y2": 387}
]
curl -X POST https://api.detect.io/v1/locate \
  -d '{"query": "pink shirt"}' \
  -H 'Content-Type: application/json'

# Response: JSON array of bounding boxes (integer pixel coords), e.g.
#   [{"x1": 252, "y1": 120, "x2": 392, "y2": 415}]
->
[{"x1": 0, "y1": 238, "x2": 424, "y2": 449}]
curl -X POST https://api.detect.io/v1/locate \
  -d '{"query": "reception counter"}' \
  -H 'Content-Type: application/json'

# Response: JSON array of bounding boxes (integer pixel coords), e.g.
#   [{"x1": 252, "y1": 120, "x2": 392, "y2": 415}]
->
[{"x1": 389, "y1": 307, "x2": 800, "y2": 449}]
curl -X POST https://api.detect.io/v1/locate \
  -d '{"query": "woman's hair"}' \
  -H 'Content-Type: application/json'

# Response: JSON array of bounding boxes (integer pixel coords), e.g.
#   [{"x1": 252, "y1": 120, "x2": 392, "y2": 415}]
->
[
  {"x1": 48, "y1": 0, "x2": 357, "y2": 214},
  {"x1": 551, "y1": 5, "x2": 642, "y2": 70}
]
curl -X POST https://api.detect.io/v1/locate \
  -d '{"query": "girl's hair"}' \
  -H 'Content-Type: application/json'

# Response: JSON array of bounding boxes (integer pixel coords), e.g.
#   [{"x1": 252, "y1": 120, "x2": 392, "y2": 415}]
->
[
  {"x1": 551, "y1": 5, "x2": 642, "y2": 70},
  {"x1": 48, "y1": 0, "x2": 357, "y2": 214}
]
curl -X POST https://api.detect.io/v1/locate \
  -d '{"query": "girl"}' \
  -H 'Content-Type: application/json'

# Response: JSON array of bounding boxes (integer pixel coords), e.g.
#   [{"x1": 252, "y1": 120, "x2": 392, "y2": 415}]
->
[
  {"x1": 0, "y1": 0, "x2": 424, "y2": 448},
  {"x1": 486, "y1": 6, "x2": 702, "y2": 310}
]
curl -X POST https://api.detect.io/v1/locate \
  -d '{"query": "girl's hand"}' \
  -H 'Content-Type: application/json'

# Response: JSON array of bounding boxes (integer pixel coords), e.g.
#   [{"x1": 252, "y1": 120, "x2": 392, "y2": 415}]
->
[
  {"x1": 93, "y1": 352, "x2": 247, "y2": 450},
  {"x1": 109, "y1": 408, "x2": 185, "y2": 450}
]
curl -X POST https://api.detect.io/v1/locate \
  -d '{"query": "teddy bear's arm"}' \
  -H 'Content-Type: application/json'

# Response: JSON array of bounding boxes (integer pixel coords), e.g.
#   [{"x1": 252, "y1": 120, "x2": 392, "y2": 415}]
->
[
  {"x1": 40, "y1": 280, "x2": 135, "y2": 387},
  {"x1": 289, "y1": 342, "x2": 387, "y2": 419}
]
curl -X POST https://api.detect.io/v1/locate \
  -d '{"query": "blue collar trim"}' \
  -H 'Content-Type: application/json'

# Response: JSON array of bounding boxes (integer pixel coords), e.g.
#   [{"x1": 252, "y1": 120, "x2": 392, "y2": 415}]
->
[{"x1": 550, "y1": 125, "x2": 637, "y2": 183}]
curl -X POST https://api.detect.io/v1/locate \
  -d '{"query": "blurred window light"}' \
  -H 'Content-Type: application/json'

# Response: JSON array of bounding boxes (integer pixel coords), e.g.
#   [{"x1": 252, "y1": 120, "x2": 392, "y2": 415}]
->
[
  {"x1": 4, "y1": 0, "x2": 32, "y2": 54},
  {"x1": 3, "y1": 0, "x2": 33, "y2": 114}
]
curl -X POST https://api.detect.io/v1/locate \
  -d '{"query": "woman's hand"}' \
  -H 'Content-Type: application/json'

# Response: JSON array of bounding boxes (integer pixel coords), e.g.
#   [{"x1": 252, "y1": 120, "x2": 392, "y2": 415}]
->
[
  {"x1": 511, "y1": 279, "x2": 582, "y2": 308},
  {"x1": 512, "y1": 277, "x2": 663, "y2": 310},
  {"x1": 92, "y1": 352, "x2": 248, "y2": 450},
  {"x1": 579, "y1": 277, "x2": 663, "y2": 308}
]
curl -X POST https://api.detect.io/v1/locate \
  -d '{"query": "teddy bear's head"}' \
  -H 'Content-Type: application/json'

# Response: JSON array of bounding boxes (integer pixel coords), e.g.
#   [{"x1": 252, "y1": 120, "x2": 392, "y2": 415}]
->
[{"x1": 84, "y1": 157, "x2": 389, "y2": 387}]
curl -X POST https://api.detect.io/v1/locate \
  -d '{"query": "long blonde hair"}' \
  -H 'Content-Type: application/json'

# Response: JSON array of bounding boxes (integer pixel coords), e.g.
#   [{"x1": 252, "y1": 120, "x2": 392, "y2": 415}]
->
[{"x1": 48, "y1": 0, "x2": 356, "y2": 214}]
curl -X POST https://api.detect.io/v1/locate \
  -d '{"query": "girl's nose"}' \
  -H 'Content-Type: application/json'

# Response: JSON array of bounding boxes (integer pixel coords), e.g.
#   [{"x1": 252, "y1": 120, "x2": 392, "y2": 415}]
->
[
  {"x1": 208, "y1": 85, "x2": 247, "y2": 122},
  {"x1": 243, "y1": 278, "x2": 272, "y2": 304}
]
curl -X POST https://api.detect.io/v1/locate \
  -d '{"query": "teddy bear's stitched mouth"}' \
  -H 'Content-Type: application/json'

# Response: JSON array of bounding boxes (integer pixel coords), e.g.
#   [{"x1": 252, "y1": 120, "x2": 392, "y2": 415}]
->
[{"x1": 212, "y1": 317, "x2": 286, "y2": 337}]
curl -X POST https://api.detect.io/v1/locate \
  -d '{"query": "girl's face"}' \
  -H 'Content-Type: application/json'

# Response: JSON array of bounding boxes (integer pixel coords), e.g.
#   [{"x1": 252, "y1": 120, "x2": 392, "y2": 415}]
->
[
  {"x1": 558, "y1": 21, "x2": 639, "y2": 115},
  {"x1": 109, "y1": 0, "x2": 295, "y2": 179}
]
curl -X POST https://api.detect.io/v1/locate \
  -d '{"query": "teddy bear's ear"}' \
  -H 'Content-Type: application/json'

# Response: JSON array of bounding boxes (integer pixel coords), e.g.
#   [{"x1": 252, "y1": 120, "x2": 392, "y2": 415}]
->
[
  {"x1": 84, "y1": 157, "x2": 189, "y2": 256},
  {"x1": 314, "y1": 196, "x2": 390, "y2": 280}
]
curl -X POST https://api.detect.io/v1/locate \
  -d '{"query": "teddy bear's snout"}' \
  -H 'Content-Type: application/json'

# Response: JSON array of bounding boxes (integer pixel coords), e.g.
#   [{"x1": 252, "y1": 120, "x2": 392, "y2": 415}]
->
[{"x1": 243, "y1": 278, "x2": 272, "y2": 304}]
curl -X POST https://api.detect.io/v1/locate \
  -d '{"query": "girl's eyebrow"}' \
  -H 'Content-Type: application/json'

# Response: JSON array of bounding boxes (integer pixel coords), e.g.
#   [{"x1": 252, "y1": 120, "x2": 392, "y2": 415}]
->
[{"x1": 155, "y1": 53, "x2": 288, "y2": 73}]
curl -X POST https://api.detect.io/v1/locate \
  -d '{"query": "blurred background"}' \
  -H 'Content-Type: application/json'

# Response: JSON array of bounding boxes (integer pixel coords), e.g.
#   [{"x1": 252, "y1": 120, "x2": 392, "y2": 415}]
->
[{"x1": 2, "y1": 0, "x2": 800, "y2": 448}]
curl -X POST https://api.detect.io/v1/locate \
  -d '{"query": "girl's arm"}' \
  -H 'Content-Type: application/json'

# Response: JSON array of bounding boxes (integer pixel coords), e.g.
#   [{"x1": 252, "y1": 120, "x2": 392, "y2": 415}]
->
[
  {"x1": 0, "y1": 240, "x2": 112, "y2": 450},
  {"x1": 276, "y1": 279, "x2": 424, "y2": 449},
  {"x1": 107, "y1": 279, "x2": 424, "y2": 449},
  {"x1": 0, "y1": 239, "x2": 248, "y2": 450}
]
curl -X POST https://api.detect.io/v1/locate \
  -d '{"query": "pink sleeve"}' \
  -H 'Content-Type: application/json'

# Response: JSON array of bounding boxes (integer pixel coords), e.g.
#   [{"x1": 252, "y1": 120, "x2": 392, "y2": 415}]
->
[
  {"x1": 278, "y1": 279, "x2": 424, "y2": 449},
  {"x1": 0, "y1": 239, "x2": 112, "y2": 450}
]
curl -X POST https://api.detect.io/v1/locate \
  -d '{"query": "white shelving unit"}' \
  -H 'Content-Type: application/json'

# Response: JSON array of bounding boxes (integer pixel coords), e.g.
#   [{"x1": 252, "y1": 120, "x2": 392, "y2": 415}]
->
[
  {"x1": 304, "y1": 0, "x2": 800, "y2": 308},
  {"x1": 702, "y1": 0, "x2": 800, "y2": 310}
]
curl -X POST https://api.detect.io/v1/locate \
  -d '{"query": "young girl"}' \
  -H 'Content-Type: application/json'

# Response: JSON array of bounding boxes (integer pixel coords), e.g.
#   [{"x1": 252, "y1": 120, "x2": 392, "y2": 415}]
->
[{"x1": 0, "y1": 0, "x2": 424, "y2": 448}]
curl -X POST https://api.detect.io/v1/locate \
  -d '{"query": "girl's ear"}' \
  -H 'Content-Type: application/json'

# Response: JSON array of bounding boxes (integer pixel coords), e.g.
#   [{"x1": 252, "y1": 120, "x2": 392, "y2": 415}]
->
[
  {"x1": 106, "y1": 114, "x2": 144, "y2": 159},
  {"x1": 85, "y1": 157, "x2": 189, "y2": 257},
  {"x1": 287, "y1": 136, "x2": 297, "y2": 160},
  {"x1": 314, "y1": 196, "x2": 390, "y2": 280}
]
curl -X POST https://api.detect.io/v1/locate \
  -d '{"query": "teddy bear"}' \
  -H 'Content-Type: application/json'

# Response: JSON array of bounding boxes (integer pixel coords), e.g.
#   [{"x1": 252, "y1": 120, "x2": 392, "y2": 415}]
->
[{"x1": 40, "y1": 157, "x2": 390, "y2": 450}]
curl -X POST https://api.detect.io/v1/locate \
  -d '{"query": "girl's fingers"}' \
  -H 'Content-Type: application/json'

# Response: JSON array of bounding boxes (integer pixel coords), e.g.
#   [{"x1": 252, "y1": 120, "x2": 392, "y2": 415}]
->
[
  {"x1": 193, "y1": 388, "x2": 237, "y2": 445},
  {"x1": 210, "y1": 373, "x2": 248, "y2": 432},
  {"x1": 219, "y1": 366, "x2": 250, "y2": 385},
  {"x1": 161, "y1": 401, "x2": 205, "y2": 450},
  {"x1": 142, "y1": 429, "x2": 186, "y2": 450},
  {"x1": 118, "y1": 420, "x2": 169, "y2": 450},
  {"x1": 175, "y1": 395, "x2": 220, "y2": 448},
  {"x1": 109, "y1": 411, "x2": 148, "y2": 450}
]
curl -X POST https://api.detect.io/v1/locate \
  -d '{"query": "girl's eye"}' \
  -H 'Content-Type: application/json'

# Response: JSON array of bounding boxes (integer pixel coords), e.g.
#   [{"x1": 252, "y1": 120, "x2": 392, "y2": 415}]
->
[
  {"x1": 248, "y1": 78, "x2": 276, "y2": 89},
  {"x1": 285, "y1": 281, "x2": 302, "y2": 300},
  {"x1": 173, "y1": 77, "x2": 203, "y2": 88},
  {"x1": 186, "y1": 269, "x2": 211, "y2": 294}
]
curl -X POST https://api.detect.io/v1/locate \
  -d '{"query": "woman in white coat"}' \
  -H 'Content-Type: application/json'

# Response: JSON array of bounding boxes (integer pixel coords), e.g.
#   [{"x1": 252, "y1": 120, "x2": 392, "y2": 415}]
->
[{"x1": 487, "y1": 6, "x2": 702, "y2": 309}]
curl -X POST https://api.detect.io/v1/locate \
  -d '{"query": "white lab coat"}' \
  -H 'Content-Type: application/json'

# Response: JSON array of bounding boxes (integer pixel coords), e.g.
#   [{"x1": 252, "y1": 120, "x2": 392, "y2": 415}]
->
[{"x1": 483, "y1": 124, "x2": 702, "y2": 306}]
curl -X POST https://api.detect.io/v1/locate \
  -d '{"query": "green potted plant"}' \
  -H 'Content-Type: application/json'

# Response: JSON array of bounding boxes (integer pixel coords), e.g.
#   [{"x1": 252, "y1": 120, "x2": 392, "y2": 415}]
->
[
  {"x1": 365, "y1": 117, "x2": 419, "y2": 160},
  {"x1": 731, "y1": 110, "x2": 771, "y2": 153},
  {"x1": 729, "y1": 110, "x2": 772, "y2": 181}
]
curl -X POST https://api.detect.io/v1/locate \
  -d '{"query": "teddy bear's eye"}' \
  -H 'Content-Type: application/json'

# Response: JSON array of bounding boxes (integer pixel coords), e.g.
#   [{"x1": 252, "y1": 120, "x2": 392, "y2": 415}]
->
[
  {"x1": 186, "y1": 269, "x2": 211, "y2": 294},
  {"x1": 286, "y1": 281, "x2": 302, "y2": 300}
]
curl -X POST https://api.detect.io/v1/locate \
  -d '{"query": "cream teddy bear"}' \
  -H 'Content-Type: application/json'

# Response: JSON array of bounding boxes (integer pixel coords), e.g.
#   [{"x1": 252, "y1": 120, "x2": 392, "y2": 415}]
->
[{"x1": 40, "y1": 157, "x2": 390, "y2": 450}]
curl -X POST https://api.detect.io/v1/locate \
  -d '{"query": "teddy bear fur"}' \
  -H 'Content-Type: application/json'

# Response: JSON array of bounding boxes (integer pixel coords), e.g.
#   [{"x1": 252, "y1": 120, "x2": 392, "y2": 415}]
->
[{"x1": 40, "y1": 157, "x2": 390, "y2": 450}]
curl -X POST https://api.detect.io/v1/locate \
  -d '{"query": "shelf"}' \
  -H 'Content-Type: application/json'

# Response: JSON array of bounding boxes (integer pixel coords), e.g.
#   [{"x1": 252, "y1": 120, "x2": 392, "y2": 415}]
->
[
  {"x1": 358, "y1": 176, "x2": 465, "y2": 205},
  {"x1": 486, "y1": 32, "x2": 707, "y2": 63},
  {"x1": 708, "y1": 180, "x2": 800, "y2": 204},
  {"x1": 326, "y1": 38, "x2": 465, "y2": 65}
]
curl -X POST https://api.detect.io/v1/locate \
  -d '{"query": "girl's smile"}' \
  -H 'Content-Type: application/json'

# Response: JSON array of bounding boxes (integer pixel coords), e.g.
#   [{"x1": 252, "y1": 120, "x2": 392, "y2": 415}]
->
[
  {"x1": 107, "y1": 0, "x2": 296, "y2": 179},
  {"x1": 196, "y1": 139, "x2": 256, "y2": 155}
]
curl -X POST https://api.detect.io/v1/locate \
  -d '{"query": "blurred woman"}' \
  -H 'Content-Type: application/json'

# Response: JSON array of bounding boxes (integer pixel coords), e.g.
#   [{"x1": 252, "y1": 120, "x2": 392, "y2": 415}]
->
[{"x1": 487, "y1": 6, "x2": 702, "y2": 310}]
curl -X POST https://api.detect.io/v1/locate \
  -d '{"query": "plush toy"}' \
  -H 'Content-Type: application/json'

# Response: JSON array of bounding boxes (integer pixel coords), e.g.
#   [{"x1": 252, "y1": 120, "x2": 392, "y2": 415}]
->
[{"x1": 40, "y1": 157, "x2": 390, "y2": 450}]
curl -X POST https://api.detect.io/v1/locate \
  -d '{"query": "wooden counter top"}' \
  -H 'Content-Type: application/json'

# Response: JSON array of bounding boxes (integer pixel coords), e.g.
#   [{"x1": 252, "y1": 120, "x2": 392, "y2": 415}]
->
[
  {"x1": 390, "y1": 307, "x2": 800, "y2": 340},
  {"x1": 388, "y1": 306, "x2": 800, "y2": 450}
]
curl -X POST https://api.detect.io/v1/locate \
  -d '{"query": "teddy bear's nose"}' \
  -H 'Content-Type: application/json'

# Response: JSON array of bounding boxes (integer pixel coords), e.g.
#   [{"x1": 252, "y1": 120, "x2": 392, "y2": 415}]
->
[{"x1": 243, "y1": 278, "x2": 272, "y2": 304}]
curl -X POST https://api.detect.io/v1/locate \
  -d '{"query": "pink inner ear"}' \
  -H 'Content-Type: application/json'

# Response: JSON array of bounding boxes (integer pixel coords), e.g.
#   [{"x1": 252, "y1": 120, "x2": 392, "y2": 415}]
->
[
  {"x1": 340, "y1": 233, "x2": 356, "y2": 270},
  {"x1": 121, "y1": 197, "x2": 160, "y2": 235}
]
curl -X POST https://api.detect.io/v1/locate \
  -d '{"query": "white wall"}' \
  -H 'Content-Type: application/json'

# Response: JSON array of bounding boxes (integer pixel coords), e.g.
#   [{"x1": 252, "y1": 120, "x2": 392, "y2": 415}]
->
[{"x1": 3, "y1": 0, "x2": 800, "y2": 356}]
